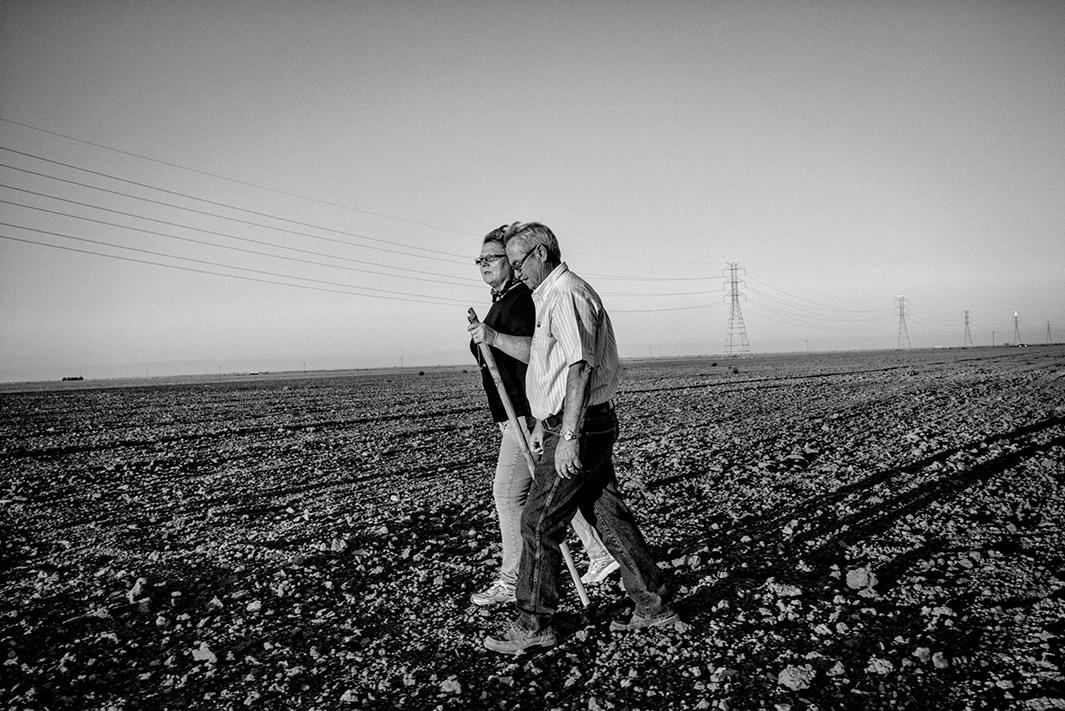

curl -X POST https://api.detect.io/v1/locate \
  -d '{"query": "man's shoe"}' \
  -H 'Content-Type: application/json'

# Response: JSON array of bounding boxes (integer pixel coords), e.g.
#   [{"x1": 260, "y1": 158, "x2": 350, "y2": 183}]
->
[
  {"x1": 609, "y1": 608, "x2": 680, "y2": 632},
  {"x1": 484, "y1": 623, "x2": 557, "y2": 655},
  {"x1": 581, "y1": 556, "x2": 621, "y2": 585},
  {"x1": 470, "y1": 580, "x2": 515, "y2": 606}
]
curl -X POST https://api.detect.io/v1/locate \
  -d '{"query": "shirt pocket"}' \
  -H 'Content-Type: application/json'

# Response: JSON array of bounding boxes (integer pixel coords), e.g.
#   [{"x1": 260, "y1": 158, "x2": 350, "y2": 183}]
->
[
  {"x1": 531, "y1": 329, "x2": 556, "y2": 374},
  {"x1": 532, "y1": 309, "x2": 554, "y2": 361}
]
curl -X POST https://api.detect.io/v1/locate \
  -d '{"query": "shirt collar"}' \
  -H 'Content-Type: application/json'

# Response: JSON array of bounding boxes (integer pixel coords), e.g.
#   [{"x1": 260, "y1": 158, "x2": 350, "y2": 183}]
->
[
  {"x1": 532, "y1": 262, "x2": 568, "y2": 304},
  {"x1": 491, "y1": 278, "x2": 522, "y2": 302}
]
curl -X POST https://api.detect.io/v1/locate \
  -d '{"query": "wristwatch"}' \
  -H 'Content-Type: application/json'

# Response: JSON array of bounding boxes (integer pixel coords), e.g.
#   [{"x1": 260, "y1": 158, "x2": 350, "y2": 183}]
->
[{"x1": 562, "y1": 430, "x2": 581, "y2": 441}]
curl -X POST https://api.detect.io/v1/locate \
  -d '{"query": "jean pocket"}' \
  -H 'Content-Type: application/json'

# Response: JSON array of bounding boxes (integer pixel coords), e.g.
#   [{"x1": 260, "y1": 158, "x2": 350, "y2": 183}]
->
[{"x1": 582, "y1": 412, "x2": 618, "y2": 438}]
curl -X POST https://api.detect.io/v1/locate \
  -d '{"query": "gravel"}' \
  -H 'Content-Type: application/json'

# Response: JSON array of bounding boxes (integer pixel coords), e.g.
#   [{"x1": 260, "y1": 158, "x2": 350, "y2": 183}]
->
[{"x1": 2, "y1": 346, "x2": 1064, "y2": 710}]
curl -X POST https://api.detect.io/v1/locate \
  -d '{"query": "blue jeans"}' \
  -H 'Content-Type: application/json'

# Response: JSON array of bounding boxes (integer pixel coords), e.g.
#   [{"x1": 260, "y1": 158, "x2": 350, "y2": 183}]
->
[
  {"x1": 493, "y1": 420, "x2": 612, "y2": 586},
  {"x1": 515, "y1": 408, "x2": 669, "y2": 632}
]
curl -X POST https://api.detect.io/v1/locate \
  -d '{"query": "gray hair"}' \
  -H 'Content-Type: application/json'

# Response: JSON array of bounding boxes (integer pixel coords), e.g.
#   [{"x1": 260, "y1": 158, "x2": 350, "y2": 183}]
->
[
  {"x1": 481, "y1": 224, "x2": 510, "y2": 247},
  {"x1": 501, "y1": 222, "x2": 562, "y2": 263}
]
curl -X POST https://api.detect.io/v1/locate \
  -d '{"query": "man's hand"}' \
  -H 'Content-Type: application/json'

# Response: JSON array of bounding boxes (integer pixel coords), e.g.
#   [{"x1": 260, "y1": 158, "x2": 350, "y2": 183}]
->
[
  {"x1": 555, "y1": 437, "x2": 581, "y2": 479},
  {"x1": 530, "y1": 421, "x2": 545, "y2": 457},
  {"x1": 467, "y1": 322, "x2": 497, "y2": 346}
]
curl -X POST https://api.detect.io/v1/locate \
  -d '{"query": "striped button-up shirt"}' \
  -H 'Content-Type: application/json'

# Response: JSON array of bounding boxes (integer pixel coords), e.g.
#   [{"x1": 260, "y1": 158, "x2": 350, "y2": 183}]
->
[{"x1": 526, "y1": 263, "x2": 619, "y2": 420}]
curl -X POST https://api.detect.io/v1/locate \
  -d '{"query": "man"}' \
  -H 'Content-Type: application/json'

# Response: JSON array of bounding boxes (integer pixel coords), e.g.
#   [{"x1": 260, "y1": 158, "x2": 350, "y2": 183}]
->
[{"x1": 468, "y1": 221, "x2": 677, "y2": 655}]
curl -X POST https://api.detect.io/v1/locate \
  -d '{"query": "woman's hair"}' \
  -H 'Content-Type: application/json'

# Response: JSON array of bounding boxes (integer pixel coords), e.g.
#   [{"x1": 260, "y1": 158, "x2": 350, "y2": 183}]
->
[
  {"x1": 481, "y1": 224, "x2": 511, "y2": 247},
  {"x1": 500, "y1": 222, "x2": 561, "y2": 263}
]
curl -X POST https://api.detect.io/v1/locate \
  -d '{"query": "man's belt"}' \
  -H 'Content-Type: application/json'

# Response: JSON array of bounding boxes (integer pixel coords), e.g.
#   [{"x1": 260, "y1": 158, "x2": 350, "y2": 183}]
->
[
  {"x1": 585, "y1": 400, "x2": 616, "y2": 417},
  {"x1": 543, "y1": 400, "x2": 615, "y2": 428}
]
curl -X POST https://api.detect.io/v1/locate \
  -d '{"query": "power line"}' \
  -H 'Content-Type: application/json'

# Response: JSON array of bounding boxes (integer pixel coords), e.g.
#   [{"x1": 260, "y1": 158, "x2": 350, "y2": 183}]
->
[
  {"x1": 905, "y1": 303, "x2": 957, "y2": 329},
  {"x1": 744, "y1": 285, "x2": 887, "y2": 324},
  {"x1": 744, "y1": 274, "x2": 882, "y2": 314},
  {"x1": 582, "y1": 270, "x2": 714, "y2": 282},
  {"x1": 573, "y1": 250, "x2": 723, "y2": 268},
  {"x1": 1, "y1": 187, "x2": 726, "y2": 297},
  {"x1": 905, "y1": 312, "x2": 952, "y2": 328},
  {"x1": 0, "y1": 161, "x2": 469, "y2": 267},
  {"x1": 0, "y1": 144, "x2": 724, "y2": 281},
  {"x1": 0, "y1": 186, "x2": 732, "y2": 300},
  {"x1": 0, "y1": 148, "x2": 469, "y2": 263},
  {"x1": 1, "y1": 219, "x2": 719, "y2": 312},
  {"x1": 1, "y1": 162, "x2": 718, "y2": 286},
  {"x1": 742, "y1": 304, "x2": 841, "y2": 332},
  {"x1": 599, "y1": 287, "x2": 722, "y2": 298},
  {"x1": 0, "y1": 119, "x2": 757, "y2": 284},
  {"x1": 0, "y1": 118, "x2": 736, "y2": 273},
  {"x1": 0, "y1": 233, "x2": 466, "y2": 306},
  {"x1": 0, "y1": 115, "x2": 474, "y2": 236},
  {"x1": 0, "y1": 196, "x2": 478, "y2": 290},
  {"x1": 743, "y1": 297, "x2": 842, "y2": 325},
  {"x1": 613, "y1": 303, "x2": 717, "y2": 314},
  {"x1": 1, "y1": 222, "x2": 471, "y2": 305},
  {"x1": 742, "y1": 302, "x2": 890, "y2": 332}
]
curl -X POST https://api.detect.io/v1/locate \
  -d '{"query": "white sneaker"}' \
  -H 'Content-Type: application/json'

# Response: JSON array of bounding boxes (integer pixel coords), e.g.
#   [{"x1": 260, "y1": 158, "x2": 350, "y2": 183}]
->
[
  {"x1": 581, "y1": 557, "x2": 621, "y2": 585},
  {"x1": 470, "y1": 580, "x2": 516, "y2": 606}
]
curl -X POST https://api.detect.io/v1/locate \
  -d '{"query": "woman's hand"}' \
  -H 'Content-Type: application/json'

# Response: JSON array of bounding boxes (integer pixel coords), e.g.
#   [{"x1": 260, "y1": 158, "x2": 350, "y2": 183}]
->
[
  {"x1": 530, "y1": 420, "x2": 545, "y2": 457},
  {"x1": 467, "y1": 322, "x2": 497, "y2": 346}
]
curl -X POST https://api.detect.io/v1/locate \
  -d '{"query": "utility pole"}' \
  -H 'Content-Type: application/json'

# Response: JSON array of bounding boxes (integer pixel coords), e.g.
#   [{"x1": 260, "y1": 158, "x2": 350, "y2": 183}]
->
[
  {"x1": 896, "y1": 296, "x2": 911, "y2": 349},
  {"x1": 963, "y1": 309, "x2": 973, "y2": 348},
  {"x1": 1013, "y1": 311, "x2": 1022, "y2": 345},
  {"x1": 723, "y1": 263, "x2": 752, "y2": 357}
]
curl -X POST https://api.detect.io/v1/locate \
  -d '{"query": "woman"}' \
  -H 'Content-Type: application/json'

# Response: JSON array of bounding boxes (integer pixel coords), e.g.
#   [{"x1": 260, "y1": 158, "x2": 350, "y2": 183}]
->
[{"x1": 468, "y1": 225, "x2": 619, "y2": 606}]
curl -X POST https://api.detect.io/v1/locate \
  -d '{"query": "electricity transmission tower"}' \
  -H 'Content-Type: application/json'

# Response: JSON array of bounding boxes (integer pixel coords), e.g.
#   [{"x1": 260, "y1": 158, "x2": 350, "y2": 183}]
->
[
  {"x1": 723, "y1": 263, "x2": 752, "y2": 357},
  {"x1": 963, "y1": 309, "x2": 973, "y2": 348},
  {"x1": 896, "y1": 296, "x2": 911, "y2": 349},
  {"x1": 1013, "y1": 311, "x2": 1022, "y2": 345}
]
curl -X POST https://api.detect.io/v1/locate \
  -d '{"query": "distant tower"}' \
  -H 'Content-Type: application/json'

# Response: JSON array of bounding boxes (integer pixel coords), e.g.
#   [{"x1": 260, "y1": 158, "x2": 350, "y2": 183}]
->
[
  {"x1": 896, "y1": 296, "x2": 911, "y2": 349},
  {"x1": 963, "y1": 309, "x2": 973, "y2": 348},
  {"x1": 1013, "y1": 311, "x2": 1022, "y2": 345},
  {"x1": 723, "y1": 263, "x2": 752, "y2": 357}
]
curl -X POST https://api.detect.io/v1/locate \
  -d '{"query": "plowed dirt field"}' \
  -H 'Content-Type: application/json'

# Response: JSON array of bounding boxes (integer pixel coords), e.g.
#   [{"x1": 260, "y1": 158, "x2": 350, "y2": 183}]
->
[{"x1": 3, "y1": 346, "x2": 1064, "y2": 710}]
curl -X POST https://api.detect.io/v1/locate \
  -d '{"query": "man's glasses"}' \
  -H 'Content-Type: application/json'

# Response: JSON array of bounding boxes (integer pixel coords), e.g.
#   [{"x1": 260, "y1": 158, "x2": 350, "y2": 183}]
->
[
  {"x1": 474, "y1": 254, "x2": 507, "y2": 267},
  {"x1": 510, "y1": 244, "x2": 540, "y2": 272}
]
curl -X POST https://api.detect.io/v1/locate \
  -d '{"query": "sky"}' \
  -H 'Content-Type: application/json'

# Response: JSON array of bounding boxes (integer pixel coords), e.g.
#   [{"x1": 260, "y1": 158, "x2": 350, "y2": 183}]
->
[{"x1": 1, "y1": 0, "x2": 1063, "y2": 381}]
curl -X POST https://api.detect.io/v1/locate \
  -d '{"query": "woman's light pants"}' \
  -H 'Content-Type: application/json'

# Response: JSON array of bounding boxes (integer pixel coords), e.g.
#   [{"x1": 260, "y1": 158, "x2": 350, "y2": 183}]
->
[{"x1": 493, "y1": 420, "x2": 609, "y2": 586}]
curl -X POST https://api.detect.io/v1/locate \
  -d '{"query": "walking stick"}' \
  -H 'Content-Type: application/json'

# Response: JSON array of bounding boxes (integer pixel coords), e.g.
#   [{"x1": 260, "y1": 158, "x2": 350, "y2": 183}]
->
[{"x1": 468, "y1": 308, "x2": 591, "y2": 608}]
